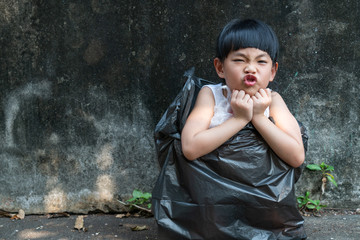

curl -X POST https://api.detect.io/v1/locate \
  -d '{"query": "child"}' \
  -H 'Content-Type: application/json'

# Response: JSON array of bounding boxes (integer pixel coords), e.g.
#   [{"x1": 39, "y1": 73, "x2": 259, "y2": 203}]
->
[
  {"x1": 152, "y1": 19, "x2": 307, "y2": 240},
  {"x1": 181, "y1": 19, "x2": 304, "y2": 168}
]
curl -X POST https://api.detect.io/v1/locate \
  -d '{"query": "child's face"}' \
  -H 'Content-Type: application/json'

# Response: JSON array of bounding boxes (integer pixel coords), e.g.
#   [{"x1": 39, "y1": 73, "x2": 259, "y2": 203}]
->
[{"x1": 214, "y1": 47, "x2": 278, "y2": 96}]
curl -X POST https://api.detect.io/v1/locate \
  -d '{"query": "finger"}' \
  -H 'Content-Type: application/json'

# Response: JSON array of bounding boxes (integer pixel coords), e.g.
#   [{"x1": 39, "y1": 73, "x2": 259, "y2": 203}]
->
[
  {"x1": 238, "y1": 90, "x2": 246, "y2": 99},
  {"x1": 234, "y1": 90, "x2": 245, "y2": 101},
  {"x1": 231, "y1": 90, "x2": 239, "y2": 102},
  {"x1": 253, "y1": 91, "x2": 261, "y2": 100},
  {"x1": 231, "y1": 90, "x2": 243, "y2": 106},
  {"x1": 265, "y1": 88, "x2": 272, "y2": 96},
  {"x1": 258, "y1": 88, "x2": 267, "y2": 97},
  {"x1": 243, "y1": 94, "x2": 250, "y2": 102}
]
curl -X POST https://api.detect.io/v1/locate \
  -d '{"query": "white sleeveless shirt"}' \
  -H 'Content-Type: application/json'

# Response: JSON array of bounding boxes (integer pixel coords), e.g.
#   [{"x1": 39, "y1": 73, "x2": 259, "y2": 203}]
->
[{"x1": 204, "y1": 84, "x2": 270, "y2": 128}]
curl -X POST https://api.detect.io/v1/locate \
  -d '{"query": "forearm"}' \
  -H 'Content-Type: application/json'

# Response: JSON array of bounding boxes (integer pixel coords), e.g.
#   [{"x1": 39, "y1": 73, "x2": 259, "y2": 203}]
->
[
  {"x1": 181, "y1": 117, "x2": 249, "y2": 160},
  {"x1": 251, "y1": 115, "x2": 305, "y2": 168}
]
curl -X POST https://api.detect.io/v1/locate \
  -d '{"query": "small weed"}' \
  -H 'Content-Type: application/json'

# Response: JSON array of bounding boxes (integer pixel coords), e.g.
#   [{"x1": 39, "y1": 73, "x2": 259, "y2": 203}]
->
[
  {"x1": 126, "y1": 189, "x2": 152, "y2": 210},
  {"x1": 306, "y1": 162, "x2": 337, "y2": 194},
  {"x1": 297, "y1": 191, "x2": 327, "y2": 212},
  {"x1": 297, "y1": 162, "x2": 338, "y2": 214}
]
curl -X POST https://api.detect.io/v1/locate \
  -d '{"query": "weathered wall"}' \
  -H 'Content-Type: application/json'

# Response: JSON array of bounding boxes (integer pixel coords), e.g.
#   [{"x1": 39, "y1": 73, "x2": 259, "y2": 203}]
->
[{"x1": 0, "y1": 0, "x2": 358, "y2": 213}]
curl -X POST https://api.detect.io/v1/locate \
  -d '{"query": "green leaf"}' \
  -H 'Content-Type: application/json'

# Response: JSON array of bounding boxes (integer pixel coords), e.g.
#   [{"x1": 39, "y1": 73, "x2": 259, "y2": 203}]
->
[
  {"x1": 142, "y1": 192, "x2": 152, "y2": 199},
  {"x1": 308, "y1": 199, "x2": 318, "y2": 205},
  {"x1": 325, "y1": 173, "x2": 334, "y2": 179},
  {"x1": 326, "y1": 165, "x2": 334, "y2": 171},
  {"x1": 327, "y1": 175, "x2": 338, "y2": 187},
  {"x1": 307, "y1": 204, "x2": 316, "y2": 209},
  {"x1": 297, "y1": 196, "x2": 307, "y2": 207},
  {"x1": 306, "y1": 164, "x2": 322, "y2": 171},
  {"x1": 126, "y1": 197, "x2": 137, "y2": 203},
  {"x1": 316, "y1": 204, "x2": 327, "y2": 211},
  {"x1": 132, "y1": 189, "x2": 143, "y2": 198}
]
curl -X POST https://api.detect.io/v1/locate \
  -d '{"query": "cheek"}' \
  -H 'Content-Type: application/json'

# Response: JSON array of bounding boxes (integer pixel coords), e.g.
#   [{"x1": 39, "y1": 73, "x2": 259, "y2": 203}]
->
[
  {"x1": 268, "y1": 72, "x2": 275, "y2": 81},
  {"x1": 227, "y1": 68, "x2": 242, "y2": 78}
]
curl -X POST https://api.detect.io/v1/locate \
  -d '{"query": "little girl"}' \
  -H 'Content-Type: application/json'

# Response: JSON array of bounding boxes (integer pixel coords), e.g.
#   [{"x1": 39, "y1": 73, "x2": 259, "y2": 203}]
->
[{"x1": 153, "y1": 19, "x2": 307, "y2": 240}]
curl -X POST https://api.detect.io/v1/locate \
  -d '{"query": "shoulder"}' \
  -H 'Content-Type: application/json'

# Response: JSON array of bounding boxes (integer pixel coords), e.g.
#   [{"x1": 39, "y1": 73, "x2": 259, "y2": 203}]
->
[
  {"x1": 269, "y1": 91, "x2": 293, "y2": 120},
  {"x1": 199, "y1": 85, "x2": 217, "y2": 99},
  {"x1": 270, "y1": 91, "x2": 287, "y2": 107},
  {"x1": 269, "y1": 91, "x2": 298, "y2": 127},
  {"x1": 202, "y1": 83, "x2": 222, "y2": 93},
  {"x1": 270, "y1": 90, "x2": 281, "y2": 99},
  {"x1": 193, "y1": 86, "x2": 215, "y2": 108},
  {"x1": 183, "y1": 84, "x2": 215, "y2": 126},
  {"x1": 199, "y1": 85, "x2": 215, "y2": 96}
]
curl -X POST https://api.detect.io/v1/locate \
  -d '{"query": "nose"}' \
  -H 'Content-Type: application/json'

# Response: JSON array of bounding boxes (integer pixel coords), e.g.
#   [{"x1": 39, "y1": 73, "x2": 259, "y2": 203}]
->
[{"x1": 244, "y1": 63, "x2": 256, "y2": 73}]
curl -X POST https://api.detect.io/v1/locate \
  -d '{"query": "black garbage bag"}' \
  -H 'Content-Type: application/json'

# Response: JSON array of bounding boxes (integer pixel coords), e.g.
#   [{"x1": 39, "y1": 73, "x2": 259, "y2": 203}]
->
[{"x1": 152, "y1": 69, "x2": 308, "y2": 240}]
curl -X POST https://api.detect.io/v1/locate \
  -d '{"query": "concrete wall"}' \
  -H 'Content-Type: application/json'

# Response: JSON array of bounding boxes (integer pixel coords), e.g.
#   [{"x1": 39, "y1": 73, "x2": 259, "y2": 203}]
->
[{"x1": 0, "y1": 0, "x2": 358, "y2": 213}]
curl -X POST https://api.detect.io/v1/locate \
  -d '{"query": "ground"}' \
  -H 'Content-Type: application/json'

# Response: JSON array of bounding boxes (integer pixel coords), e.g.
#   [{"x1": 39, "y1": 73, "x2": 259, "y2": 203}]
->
[{"x1": 0, "y1": 209, "x2": 359, "y2": 239}]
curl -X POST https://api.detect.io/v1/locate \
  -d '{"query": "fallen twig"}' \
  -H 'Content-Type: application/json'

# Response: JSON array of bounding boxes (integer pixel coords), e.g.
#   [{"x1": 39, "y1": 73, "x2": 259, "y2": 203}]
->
[
  {"x1": 0, "y1": 210, "x2": 13, "y2": 218},
  {"x1": 1, "y1": 209, "x2": 25, "y2": 220},
  {"x1": 117, "y1": 200, "x2": 152, "y2": 214}
]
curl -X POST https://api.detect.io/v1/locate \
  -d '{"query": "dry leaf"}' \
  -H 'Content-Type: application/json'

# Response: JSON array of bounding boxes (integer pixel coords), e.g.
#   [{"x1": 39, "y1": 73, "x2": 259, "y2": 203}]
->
[
  {"x1": 356, "y1": 208, "x2": 360, "y2": 214},
  {"x1": 74, "y1": 216, "x2": 84, "y2": 230},
  {"x1": 115, "y1": 214, "x2": 126, "y2": 218},
  {"x1": 17, "y1": 209, "x2": 25, "y2": 219},
  {"x1": 10, "y1": 215, "x2": 19, "y2": 220},
  {"x1": 131, "y1": 225, "x2": 148, "y2": 231},
  {"x1": 10, "y1": 209, "x2": 25, "y2": 220}
]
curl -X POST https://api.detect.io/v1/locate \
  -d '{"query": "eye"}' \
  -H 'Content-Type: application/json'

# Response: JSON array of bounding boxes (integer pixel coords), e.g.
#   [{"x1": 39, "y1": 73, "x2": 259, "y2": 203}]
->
[
  {"x1": 233, "y1": 59, "x2": 244, "y2": 62},
  {"x1": 258, "y1": 60, "x2": 268, "y2": 64}
]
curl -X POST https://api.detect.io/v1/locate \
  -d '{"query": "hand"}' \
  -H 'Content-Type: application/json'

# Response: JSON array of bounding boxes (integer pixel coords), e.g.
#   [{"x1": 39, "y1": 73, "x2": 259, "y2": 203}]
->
[
  {"x1": 230, "y1": 90, "x2": 253, "y2": 122},
  {"x1": 252, "y1": 88, "x2": 272, "y2": 117}
]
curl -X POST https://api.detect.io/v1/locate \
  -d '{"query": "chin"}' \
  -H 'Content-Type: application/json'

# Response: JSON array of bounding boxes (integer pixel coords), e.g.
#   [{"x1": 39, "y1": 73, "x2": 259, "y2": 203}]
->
[{"x1": 245, "y1": 89, "x2": 258, "y2": 97}]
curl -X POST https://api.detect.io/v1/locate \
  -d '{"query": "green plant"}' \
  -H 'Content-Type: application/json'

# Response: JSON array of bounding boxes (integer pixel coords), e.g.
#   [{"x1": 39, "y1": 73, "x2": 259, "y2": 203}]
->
[
  {"x1": 297, "y1": 191, "x2": 327, "y2": 212},
  {"x1": 297, "y1": 162, "x2": 338, "y2": 213},
  {"x1": 307, "y1": 199, "x2": 327, "y2": 212},
  {"x1": 306, "y1": 162, "x2": 337, "y2": 194},
  {"x1": 297, "y1": 191, "x2": 311, "y2": 209},
  {"x1": 126, "y1": 189, "x2": 152, "y2": 210}
]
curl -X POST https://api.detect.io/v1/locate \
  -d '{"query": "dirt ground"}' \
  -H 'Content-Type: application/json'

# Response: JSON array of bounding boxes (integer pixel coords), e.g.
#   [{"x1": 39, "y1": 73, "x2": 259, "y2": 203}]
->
[{"x1": 0, "y1": 209, "x2": 359, "y2": 239}]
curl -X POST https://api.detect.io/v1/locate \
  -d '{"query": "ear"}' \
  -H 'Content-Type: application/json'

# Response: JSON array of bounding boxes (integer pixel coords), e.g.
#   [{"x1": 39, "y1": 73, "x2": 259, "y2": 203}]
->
[
  {"x1": 269, "y1": 62, "x2": 278, "y2": 82},
  {"x1": 214, "y1": 58, "x2": 225, "y2": 79}
]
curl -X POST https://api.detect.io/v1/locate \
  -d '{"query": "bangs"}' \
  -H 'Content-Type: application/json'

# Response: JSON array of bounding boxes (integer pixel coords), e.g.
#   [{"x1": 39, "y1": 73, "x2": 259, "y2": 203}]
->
[{"x1": 216, "y1": 19, "x2": 279, "y2": 63}]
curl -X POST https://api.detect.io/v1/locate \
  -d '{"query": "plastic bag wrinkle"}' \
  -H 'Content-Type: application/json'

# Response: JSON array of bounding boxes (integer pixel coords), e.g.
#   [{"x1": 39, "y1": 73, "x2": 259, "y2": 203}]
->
[{"x1": 152, "y1": 69, "x2": 307, "y2": 240}]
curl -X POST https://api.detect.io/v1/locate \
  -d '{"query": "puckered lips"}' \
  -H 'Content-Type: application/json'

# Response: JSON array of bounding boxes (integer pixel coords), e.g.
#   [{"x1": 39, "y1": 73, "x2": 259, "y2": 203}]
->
[{"x1": 244, "y1": 75, "x2": 257, "y2": 86}]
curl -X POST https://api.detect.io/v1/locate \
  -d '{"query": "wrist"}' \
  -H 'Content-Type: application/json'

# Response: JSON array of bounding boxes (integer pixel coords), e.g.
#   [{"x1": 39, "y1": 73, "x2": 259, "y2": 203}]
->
[
  {"x1": 233, "y1": 114, "x2": 252, "y2": 124},
  {"x1": 251, "y1": 114, "x2": 268, "y2": 125},
  {"x1": 229, "y1": 116, "x2": 251, "y2": 130}
]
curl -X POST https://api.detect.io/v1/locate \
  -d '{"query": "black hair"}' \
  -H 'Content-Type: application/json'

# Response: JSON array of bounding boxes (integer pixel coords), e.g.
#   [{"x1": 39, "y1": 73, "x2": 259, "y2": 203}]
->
[{"x1": 215, "y1": 19, "x2": 279, "y2": 65}]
